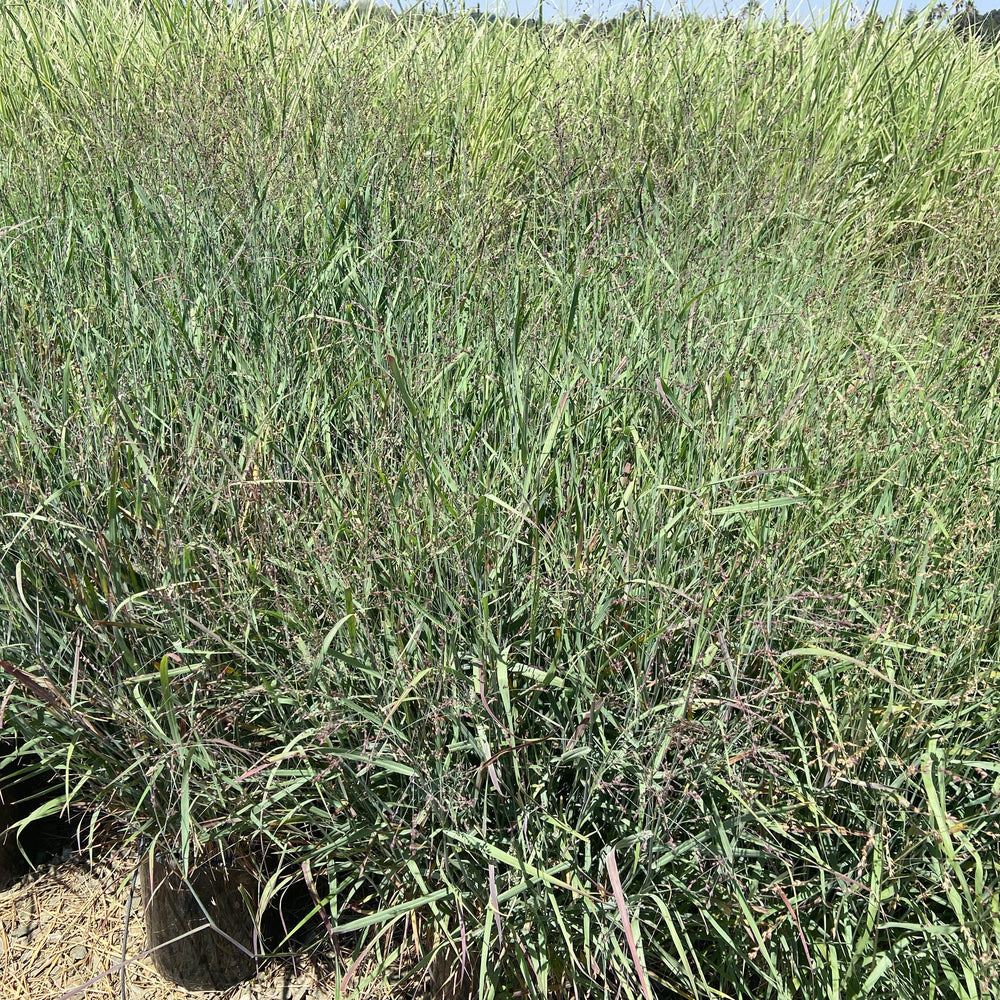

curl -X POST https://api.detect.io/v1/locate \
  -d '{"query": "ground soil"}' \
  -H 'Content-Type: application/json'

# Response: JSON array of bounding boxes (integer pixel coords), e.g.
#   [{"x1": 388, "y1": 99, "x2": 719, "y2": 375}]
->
[{"x1": 0, "y1": 848, "x2": 393, "y2": 1000}]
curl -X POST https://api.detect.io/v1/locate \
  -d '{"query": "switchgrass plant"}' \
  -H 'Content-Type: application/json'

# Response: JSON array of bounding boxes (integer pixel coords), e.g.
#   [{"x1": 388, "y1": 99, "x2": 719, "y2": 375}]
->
[{"x1": 2, "y1": 1, "x2": 1000, "y2": 996}]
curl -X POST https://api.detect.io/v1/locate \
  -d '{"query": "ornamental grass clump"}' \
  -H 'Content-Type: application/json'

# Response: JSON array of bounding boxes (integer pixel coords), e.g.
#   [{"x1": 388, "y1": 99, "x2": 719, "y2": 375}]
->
[{"x1": 2, "y1": 2, "x2": 1000, "y2": 997}]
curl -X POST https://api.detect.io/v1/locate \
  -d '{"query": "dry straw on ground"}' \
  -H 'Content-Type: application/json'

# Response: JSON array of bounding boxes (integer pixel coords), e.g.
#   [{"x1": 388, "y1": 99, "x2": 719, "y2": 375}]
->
[{"x1": 0, "y1": 849, "x2": 390, "y2": 1000}]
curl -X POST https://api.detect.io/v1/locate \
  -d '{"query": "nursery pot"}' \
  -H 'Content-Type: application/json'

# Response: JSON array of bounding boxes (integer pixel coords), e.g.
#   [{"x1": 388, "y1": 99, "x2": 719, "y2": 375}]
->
[
  {"x1": 139, "y1": 844, "x2": 261, "y2": 990},
  {"x1": 0, "y1": 740, "x2": 74, "y2": 889},
  {"x1": 0, "y1": 799, "x2": 27, "y2": 888},
  {"x1": 1, "y1": 739, "x2": 34, "y2": 887}
]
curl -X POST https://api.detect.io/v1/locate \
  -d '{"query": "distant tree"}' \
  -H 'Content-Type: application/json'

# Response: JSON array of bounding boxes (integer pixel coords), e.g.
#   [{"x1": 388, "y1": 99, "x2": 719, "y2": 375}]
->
[
  {"x1": 597, "y1": 3, "x2": 646, "y2": 35},
  {"x1": 951, "y1": 0, "x2": 1000, "y2": 45},
  {"x1": 926, "y1": 2, "x2": 949, "y2": 24}
]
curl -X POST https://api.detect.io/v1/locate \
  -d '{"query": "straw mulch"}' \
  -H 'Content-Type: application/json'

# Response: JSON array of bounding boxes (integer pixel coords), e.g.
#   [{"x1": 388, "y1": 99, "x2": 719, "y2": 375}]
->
[{"x1": 0, "y1": 849, "x2": 386, "y2": 1000}]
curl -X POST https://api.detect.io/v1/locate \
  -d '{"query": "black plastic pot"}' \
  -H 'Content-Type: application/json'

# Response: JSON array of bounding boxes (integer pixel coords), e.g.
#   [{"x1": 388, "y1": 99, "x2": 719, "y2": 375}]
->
[
  {"x1": 0, "y1": 739, "x2": 75, "y2": 889},
  {"x1": 0, "y1": 800, "x2": 28, "y2": 888},
  {"x1": 139, "y1": 845, "x2": 261, "y2": 991}
]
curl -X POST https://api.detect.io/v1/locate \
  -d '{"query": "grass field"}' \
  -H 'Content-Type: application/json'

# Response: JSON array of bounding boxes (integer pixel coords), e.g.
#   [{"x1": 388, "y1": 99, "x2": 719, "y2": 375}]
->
[{"x1": 2, "y1": 2, "x2": 1000, "y2": 997}]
